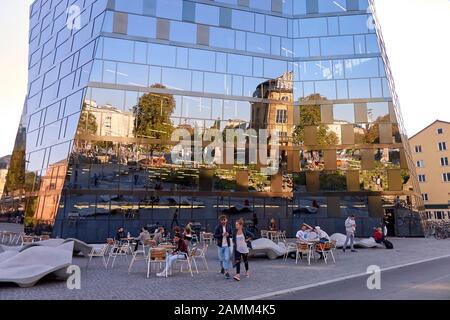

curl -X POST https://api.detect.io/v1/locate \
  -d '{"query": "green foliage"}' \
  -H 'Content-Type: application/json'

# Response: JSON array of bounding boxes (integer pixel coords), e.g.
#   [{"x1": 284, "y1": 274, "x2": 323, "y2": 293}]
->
[
  {"x1": 133, "y1": 85, "x2": 176, "y2": 155},
  {"x1": 319, "y1": 172, "x2": 347, "y2": 191},
  {"x1": 292, "y1": 94, "x2": 339, "y2": 146},
  {"x1": 4, "y1": 148, "x2": 25, "y2": 194},
  {"x1": 77, "y1": 104, "x2": 98, "y2": 136}
]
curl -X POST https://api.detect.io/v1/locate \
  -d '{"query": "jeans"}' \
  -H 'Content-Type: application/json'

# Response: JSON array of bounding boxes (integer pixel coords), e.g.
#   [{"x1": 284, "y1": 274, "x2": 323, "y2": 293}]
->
[
  {"x1": 217, "y1": 246, "x2": 231, "y2": 271},
  {"x1": 161, "y1": 254, "x2": 185, "y2": 275},
  {"x1": 344, "y1": 232, "x2": 355, "y2": 250},
  {"x1": 234, "y1": 252, "x2": 249, "y2": 275}
]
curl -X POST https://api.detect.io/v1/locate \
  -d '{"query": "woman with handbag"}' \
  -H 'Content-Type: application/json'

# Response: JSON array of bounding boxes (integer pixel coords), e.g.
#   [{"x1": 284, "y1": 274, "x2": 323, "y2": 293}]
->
[{"x1": 232, "y1": 218, "x2": 254, "y2": 281}]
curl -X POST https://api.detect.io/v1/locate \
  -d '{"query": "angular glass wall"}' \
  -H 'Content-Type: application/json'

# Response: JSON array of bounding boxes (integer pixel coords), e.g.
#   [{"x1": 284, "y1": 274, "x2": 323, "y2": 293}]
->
[
  {"x1": 2, "y1": 0, "x2": 423, "y2": 240},
  {"x1": 1, "y1": 0, "x2": 109, "y2": 227}
]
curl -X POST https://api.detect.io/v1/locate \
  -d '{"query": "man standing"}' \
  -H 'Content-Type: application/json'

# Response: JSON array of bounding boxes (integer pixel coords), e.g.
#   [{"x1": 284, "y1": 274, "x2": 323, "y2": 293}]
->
[
  {"x1": 171, "y1": 208, "x2": 179, "y2": 230},
  {"x1": 343, "y1": 215, "x2": 357, "y2": 252},
  {"x1": 214, "y1": 215, "x2": 233, "y2": 279}
]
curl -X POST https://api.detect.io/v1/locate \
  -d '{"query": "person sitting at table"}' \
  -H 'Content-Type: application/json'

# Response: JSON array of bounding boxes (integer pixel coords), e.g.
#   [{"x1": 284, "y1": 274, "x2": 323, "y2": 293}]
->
[
  {"x1": 153, "y1": 226, "x2": 165, "y2": 244},
  {"x1": 183, "y1": 222, "x2": 193, "y2": 243},
  {"x1": 115, "y1": 227, "x2": 126, "y2": 242},
  {"x1": 314, "y1": 226, "x2": 330, "y2": 243},
  {"x1": 134, "y1": 226, "x2": 151, "y2": 251},
  {"x1": 309, "y1": 226, "x2": 331, "y2": 259},
  {"x1": 296, "y1": 223, "x2": 313, "y2": 242},
  {"x1": 294, "y1": 224, "x2": 313, "y2": 259},
  {"x1": 157, "y1": 233, "x2": 189, "y2": 277}
]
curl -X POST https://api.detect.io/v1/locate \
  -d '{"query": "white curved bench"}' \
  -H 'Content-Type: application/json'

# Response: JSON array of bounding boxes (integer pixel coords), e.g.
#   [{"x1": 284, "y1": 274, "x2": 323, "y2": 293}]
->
[
  {"x1": 0, "y1": 241, "x2": 74, "y2": 287},
  {"x1": 330, "y1": 233, "x2": 384, "y2": 249}
]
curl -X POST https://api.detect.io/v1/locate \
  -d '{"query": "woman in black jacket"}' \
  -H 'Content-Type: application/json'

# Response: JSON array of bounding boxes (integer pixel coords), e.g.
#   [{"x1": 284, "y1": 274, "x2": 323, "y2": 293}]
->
[{"x1": 232, "y1": 219, "x2": 254, "y2": 281}]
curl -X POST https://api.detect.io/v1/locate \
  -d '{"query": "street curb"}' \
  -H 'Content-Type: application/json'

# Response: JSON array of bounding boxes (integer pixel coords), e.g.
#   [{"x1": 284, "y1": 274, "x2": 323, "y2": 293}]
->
[{"x1": 242, "y1": 254, "x2": 450, "y2": 300}]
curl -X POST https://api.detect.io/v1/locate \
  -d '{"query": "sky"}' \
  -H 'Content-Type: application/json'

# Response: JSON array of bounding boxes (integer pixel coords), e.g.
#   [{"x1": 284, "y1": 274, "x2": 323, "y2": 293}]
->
[{"x1": 0, "y1": 0, "x2": 449, "y2": 157}]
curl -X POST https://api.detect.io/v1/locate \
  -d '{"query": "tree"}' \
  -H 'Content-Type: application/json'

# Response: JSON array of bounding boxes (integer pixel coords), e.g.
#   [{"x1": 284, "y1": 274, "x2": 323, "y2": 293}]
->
[
  {"x1": 133, "y1": 84, "x2": 176, "y2": 155},
  {"x1": 292, "y1": 94, "x2": 339, "y2": 147},
  {"x1": 3, "y1": 148, "x2": 25, "y2": 195},
  {"x1": 77, "y1": 103, "x2": 98, "y2": 136}
]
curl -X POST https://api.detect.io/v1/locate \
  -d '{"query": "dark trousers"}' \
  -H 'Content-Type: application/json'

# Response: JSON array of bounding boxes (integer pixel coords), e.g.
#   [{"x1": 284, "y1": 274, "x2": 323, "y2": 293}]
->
[
  {"x1": 171, "y1": 218, "x2": 179, "y2": 229},
  {"x1": 235, "y1": 251, "x2": 249, "y2": 274}
]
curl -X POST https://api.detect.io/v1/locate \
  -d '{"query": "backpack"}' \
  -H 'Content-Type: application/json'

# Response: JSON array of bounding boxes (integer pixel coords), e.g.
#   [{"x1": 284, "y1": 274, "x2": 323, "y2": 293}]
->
[{"x1": 384, "y1": 239, "x2": 394, "y2": 249}]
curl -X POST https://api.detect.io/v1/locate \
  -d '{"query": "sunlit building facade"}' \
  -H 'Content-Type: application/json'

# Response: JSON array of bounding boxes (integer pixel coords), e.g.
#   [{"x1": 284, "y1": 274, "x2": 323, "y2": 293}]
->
[{"x1": 2, "y1": 0, "x2": 424, "y2": 241}]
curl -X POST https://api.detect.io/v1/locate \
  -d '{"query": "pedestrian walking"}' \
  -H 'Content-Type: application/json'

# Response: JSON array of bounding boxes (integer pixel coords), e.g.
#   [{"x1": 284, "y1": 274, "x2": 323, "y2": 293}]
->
[
  {"x1": 214, "y1": 215, "x2": 233, "y2": 279},
  {"x1": 343, "y1": 215, "x2": 357, "y2": 252},
  {"x1": 232, "y1": 218, "x2": 253, "y2": 281}
]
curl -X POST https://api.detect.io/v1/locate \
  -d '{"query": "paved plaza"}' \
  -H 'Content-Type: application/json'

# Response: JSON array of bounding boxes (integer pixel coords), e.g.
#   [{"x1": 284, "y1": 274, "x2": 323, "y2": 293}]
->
[{"x1": 1, "y1": 231, "x2": 450, "y2": 300}]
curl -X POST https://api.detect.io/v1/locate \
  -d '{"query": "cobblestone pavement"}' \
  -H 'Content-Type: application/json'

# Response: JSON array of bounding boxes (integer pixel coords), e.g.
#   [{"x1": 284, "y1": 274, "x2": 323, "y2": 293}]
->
[{"x1": 1, "y1": 236, "x2": 450, "y2": 300}]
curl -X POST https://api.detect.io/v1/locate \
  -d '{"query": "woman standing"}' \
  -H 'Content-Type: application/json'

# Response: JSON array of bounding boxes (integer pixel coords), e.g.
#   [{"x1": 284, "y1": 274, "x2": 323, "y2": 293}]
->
[
  {"x1": 183, "y1": 223, "x2": 193, "y2": 245},
  {"x1": 233, "y1": 219, "x2": 254, "y2": 281}
]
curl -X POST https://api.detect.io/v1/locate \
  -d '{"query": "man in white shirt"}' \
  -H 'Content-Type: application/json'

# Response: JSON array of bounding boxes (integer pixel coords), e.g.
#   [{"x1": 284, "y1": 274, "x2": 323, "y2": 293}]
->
[
  {"x1": 343, "y1": 215, "x2": 357, "y2": 252},
  {"x1": 314, "y1": 226, "x2": 330, "y2": 243},
  {"x1": 296, "y1": 223, "x2": 313, "y2": 242}
]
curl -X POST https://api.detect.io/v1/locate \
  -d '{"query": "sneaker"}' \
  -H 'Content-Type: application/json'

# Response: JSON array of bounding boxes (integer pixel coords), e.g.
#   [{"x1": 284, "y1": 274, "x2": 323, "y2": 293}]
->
[
  {"x1": 156, "y1": 271, "x2": 166, "y2": 277},
  {"x1": 225, "y1": 273, "x2": 230, "y2": 279},
  {"x1": 233, "y1": 275, "x2": 241, "y2": 281},
  {"x1": 220, "y1": 267, "x2": 225, "y2": 274},
  {"x1": 245, "y1": 272, "x2": 250, "y2": 278}
]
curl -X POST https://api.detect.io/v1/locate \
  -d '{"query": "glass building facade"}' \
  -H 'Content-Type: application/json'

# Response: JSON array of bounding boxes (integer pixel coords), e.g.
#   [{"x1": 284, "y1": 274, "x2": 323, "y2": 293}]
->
[{"x1": 1, "y1": 0, "x2": 425, "y2": 241}]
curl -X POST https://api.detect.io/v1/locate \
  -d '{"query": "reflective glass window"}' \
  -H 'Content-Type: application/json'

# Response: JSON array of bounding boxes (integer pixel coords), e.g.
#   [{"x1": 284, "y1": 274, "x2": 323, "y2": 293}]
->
[
  {"x1": 339, "y1": 15, "x2": 368, "y2": 35},
  {"x1": 266, "y1": 16, "x2": 287, "y2": 37},
  {"x1": 334, "y1": 104, "x2": 355, "y2": 123},
  {"x1": 315, "y1": 81, "x2": 336, "y2": 99},
  {"x1": 48, "y1": 141, "x2": 71, "y2": 166},
  {"x1": 103, "y1": 61, "x2": 117, "y2": 83},
  {"x1": 196, "y1": 4, "x2": 220, "y2": 26},
  {"x1": 228, "y1": 54, "x2": 253, "y2": 76},
  {"x1": 344, "y1": 58, "x2": 379, "y2": 78},
  {"x1": 134, "y1": 41, "x2": 147, "y2": 64},
  {"x1": 156, "y1": 0, "x2": 183, "y2": 20},
  {"x1": 162, "y1": 68, "x2": 191, "y2": 91},
  {"x1": 103, "y1": 38, "x2": 134, "y2": 62},
  {"x1": 246, "y1": 33, "x2": 270, "y2": 54},
  {"x1": 91, "y1": 88, "x2": 125, "y2": 110},
  {"x1": 42, "y1": 121, "x2": 62, "y2": 146},
  {"x1": 128, "y1": 15, "x2": 156, "y2": 38},
  {"x1": 232, "y1": 10, "x2": 254, "y2": 32},
  {"x1": 115, "y1": 0, "x2": 144, "y2": 14},
  {"x1": 210, "y1": 27, "x2": 235, "y2": 49},
  {"x1": 148, "y1": 43, "x2": 176, "y2": 67},
  {"x1": 348, "y1": 79, "x2": 370, "y2": 99},
  {"x1": 299, "y1": 18, "x2": 327, "y2": 37},
  {"x1": 318, "y1": 0, "x2": 346, "y2": 13},
  {"x1": 117, "y1": 63, "x2": 149, "y2": 87},
  {"x1": 189, "y1": 49, "x2": 215, "y2": 72},
  {"x1": 44, "y1": 67, "x2": 59, "y2": 88},
  {"x1": 321, "y1": 36, "x2": 354, "y2": 56},
  {"x1": 249, "y1": 0, "x2": 271, "y2": 11},
  {"x1": 204, "y1": 73, "x2": 231, "y2": 95},
  {"x1": 149, "y1": 66, "x2": 162, "y2": 85},
  {"x1": 170, "y1": 21, "x2": 197, "y2": 44},
  {"x1": 45, "y1": 102, "x2": 61, "y2": 125},
  {"x1": 264, "y1": 59, "x2": 287, "y2": 79}
]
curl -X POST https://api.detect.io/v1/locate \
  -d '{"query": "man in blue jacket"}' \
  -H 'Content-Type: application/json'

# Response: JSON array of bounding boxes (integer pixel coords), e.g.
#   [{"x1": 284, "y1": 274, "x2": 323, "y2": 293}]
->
[{"x1": 214, "y1": 215, "x2": 233, "y2": 279}]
